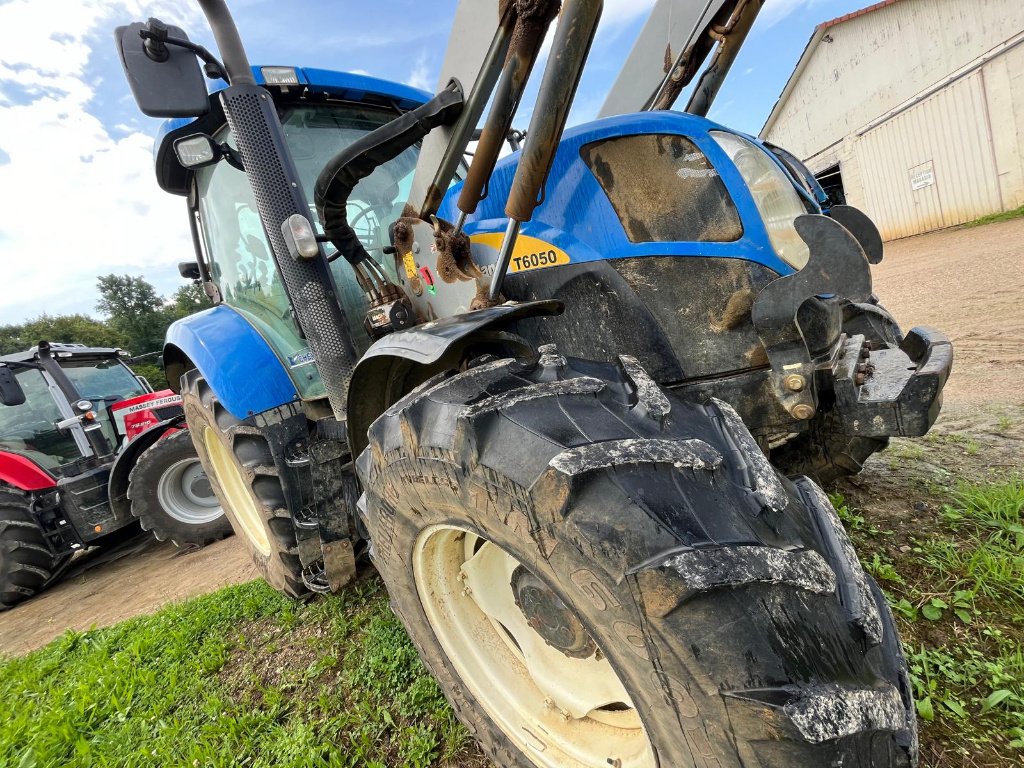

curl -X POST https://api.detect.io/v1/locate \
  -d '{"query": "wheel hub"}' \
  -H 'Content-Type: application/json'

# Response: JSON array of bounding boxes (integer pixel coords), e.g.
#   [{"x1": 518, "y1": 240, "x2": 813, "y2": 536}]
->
[
  {"x1": 512, "y1": 565, "x2": 597, "y2": 659},
  {"x1": 413, "y1": 525, "x2": 655, "y2": 767},
  {"x1": 156, "y1": 457, "x2": 223, "y2": 526}
]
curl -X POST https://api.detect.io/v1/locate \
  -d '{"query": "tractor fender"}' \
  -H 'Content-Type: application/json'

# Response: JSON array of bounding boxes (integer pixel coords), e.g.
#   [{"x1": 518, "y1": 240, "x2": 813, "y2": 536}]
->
[
  {"x1": 107, "y1": 415, "x2": 184, "y2": 523},
  {"x1": 346, "y1": 300, "x2": 562, "y2": 457},
  {"x1": 0, "y1": 450, "x2": 56, "y2": 492},
  {"x1": 162, "y1": 304, "x2": 299, "y2": 420}
]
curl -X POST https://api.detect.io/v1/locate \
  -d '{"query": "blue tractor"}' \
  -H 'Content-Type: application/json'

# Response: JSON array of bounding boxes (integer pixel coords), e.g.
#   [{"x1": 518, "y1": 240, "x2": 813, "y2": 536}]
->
[{"x1": 116, "y1": 1, "x2": 952, "y2": 764}]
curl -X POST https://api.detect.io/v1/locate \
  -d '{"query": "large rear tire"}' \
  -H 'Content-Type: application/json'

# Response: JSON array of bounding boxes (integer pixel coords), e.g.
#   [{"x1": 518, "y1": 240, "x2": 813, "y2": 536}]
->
[
  {"x1": 127, "y1": 429, "x2": 233, "y2": 548},
  {"x1": 180, "y1": 371, "x2": 307, "y2": 599},
  {"x1": 358, "y1": 349, "x2": 917, "y2": 767},
  {"x1": 0, "y1": 487, "x2": 65, "y2": 611}
]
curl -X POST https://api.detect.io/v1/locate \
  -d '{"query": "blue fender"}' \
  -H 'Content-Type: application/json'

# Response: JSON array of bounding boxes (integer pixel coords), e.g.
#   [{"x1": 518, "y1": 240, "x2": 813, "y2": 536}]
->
[{"x1": 163, "y1": 305, "x2": 298, "y2": 420}]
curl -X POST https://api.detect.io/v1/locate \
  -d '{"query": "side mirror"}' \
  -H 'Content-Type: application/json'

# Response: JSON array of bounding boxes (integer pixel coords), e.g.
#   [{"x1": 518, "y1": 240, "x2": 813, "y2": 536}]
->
[
  {"x1": 178, "y1": 261, "x2": 203, "y2": 281},
  {"x1": 115, "y1": 19, "x2": 209, "y2": 118},
  {"x1": 0, "y1": 366, "x2": 26, "y2": 407}
]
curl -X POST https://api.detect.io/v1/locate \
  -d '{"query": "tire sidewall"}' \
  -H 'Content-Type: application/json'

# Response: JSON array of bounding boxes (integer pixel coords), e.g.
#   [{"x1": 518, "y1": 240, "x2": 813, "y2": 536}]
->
[
  {"x1": 181, "y1": 374, "x2": 303, "y2": 596},
  {"x1": 129, "y1": 428, "x2": 230, "y2": 545},
  {"x1": 369, "y1": 464, "x2": 708, "y2": 768}
]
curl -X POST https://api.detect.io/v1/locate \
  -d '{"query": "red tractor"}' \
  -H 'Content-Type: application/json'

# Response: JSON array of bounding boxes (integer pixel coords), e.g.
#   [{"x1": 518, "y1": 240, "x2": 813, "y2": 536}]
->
[{"x1": 0, "y1": 341, "x2": 232, "y2": 609}]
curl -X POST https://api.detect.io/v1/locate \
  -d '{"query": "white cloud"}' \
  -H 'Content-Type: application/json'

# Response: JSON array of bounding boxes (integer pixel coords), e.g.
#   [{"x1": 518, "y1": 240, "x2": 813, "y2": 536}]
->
[
  {"x1": 405, "y1": 51, "x2": 432, "y2": 91},
  {"x1": 760, "y1": 0, "x2": 830, "y2": 29},
  {"x1": 0, "y1": 0, "x2": 205, "y2": 325}
]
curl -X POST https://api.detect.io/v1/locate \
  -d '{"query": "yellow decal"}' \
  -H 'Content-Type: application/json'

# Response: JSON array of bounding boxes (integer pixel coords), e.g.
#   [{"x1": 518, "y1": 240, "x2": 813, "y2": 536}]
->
[
  {"x1": 470, "y1": 233, "x2": 571, "y2": 273},
  {"x1": 402, "y1": 251, "x2": 417, "y2": 279}
]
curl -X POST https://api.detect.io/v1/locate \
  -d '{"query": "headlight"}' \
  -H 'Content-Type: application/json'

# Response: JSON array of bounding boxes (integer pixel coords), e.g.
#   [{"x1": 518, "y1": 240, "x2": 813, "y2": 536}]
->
[{"x1": 711, "y1": 131, "x2": 810, "y2": 269}]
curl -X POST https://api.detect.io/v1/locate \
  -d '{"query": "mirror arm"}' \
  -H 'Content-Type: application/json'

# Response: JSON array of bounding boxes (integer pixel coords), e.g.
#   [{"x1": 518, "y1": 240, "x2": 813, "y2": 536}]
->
[{"x1": 139, "y1": 29, "x2": 227, "y2": 82}]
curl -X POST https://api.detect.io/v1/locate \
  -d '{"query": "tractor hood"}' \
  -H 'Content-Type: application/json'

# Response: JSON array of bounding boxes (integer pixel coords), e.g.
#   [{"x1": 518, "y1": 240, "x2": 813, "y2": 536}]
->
[{"x1": 154, "y1": 66, "x2": 430, "y2": 195}]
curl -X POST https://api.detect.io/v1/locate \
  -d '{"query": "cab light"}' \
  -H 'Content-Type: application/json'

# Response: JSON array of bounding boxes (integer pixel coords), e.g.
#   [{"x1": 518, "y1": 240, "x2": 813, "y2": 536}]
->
[
  {"x1": 261, "y1": 66, "x2": 299, "y2": 85},
  {"x1": 174, "y1": 134, "x2": 218, "y2": 168}
]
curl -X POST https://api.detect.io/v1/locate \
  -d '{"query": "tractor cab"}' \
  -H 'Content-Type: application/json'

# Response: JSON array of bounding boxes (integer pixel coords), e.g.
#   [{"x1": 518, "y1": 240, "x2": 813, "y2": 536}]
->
[
  {"x1": 0, "y1": 343, "x2": 155, "y2": 472},
  {"x1": 155, "y1": 68, "x2": 443, "y2": 402}
]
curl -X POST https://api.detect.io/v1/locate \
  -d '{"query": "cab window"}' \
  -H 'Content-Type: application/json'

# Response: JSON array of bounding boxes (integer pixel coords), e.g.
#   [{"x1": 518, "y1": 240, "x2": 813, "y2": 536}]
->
[{"x1": 580, "y1": 133, "x2": 743, "y2": 244}]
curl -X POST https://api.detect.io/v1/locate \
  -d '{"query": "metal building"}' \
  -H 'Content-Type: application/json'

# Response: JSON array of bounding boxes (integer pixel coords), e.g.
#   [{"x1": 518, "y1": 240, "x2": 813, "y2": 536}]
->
[{"x1": 761, "y1": 0, "x2": 1024, "y2": 240}]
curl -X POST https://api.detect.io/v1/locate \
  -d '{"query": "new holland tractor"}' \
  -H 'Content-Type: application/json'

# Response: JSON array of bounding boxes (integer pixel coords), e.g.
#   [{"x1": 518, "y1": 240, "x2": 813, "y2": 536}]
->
[
  {"x1": 116, "y1": 0, "x2": 954, "y2": 764},
  {"x1": 0, "y1": 342, "x2": 231, "y2": 609}
]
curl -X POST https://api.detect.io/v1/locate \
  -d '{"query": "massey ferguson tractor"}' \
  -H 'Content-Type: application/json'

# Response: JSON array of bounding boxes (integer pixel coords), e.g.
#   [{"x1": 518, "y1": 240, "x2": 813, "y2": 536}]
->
[
  {"x1": 0, "y1": 342, "x2": 231, "y2": 609},
  {"x1": 116, "y1": 0, "x2": 954, "y2": 764}
]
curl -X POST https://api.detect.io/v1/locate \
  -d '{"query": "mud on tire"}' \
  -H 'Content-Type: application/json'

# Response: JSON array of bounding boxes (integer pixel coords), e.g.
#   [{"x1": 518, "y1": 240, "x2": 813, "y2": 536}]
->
[
  {"x1": 0, "y1": 486, "x2": 65, "y2": 611},
  {"x1": 357, "y1": 350, "x2": 917, "y2": 767},
  {"x1": 127, "y1": 429, "x2": 233, "y2": 548},
  {"x1": 180, "y1": 370, "x2": 307, "y2": 599}
]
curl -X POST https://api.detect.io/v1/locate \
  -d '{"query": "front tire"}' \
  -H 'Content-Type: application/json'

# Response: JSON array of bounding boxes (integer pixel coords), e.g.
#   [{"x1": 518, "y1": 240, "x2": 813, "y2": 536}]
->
[
  {"x1": 127, "y1": 429, "x2": 233, "y2": 547},
  {"x1": 180, "y1": 370, "x2": 307, "y2": 599},
  {"x1": 0, "y1": 487, "x2": 65, "y2": 610},
  {"x1": 358, "y1": 350, "x2": 917, "y2": 767}
]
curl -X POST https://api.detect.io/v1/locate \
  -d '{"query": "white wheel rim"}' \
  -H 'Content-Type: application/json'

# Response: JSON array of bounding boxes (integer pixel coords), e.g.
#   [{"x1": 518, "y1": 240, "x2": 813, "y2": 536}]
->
[
  {"x1": 203, "y1": 427, "x2": 272, "y2": 556},
  {"x1": 156, "y1": 457, "x2": 223, "y2": 525},
  {"x1": 413, "y1": 524, "x2": 656, "y2": 768}
]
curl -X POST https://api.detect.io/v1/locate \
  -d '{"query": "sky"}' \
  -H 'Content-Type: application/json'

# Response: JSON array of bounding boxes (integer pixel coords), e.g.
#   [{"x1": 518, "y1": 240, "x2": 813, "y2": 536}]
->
[{"x1": 0, "y1": 0, "x2": 873, "y2": 325}]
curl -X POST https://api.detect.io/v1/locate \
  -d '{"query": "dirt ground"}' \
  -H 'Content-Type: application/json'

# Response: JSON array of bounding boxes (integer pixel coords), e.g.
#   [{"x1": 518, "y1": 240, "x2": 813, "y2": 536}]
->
[
  {"x1": 875, "y1": 217, "x2": 1024, "y2": 406},
  {"x1": 0, "y1": 534, "x2": 255, "y2": 656},
  {"x1": 1, "y1": 218, "x2": 1021, "y2": 658}
]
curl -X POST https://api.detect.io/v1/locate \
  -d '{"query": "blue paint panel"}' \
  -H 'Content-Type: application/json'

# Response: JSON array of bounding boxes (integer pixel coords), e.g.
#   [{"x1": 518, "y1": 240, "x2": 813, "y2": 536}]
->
[
  {"x1": 165, "y1": 305, "x2": 297, "y2": 420},
  {"x1": 437, "y1": 111, "x2": 797, "y2": 277}
]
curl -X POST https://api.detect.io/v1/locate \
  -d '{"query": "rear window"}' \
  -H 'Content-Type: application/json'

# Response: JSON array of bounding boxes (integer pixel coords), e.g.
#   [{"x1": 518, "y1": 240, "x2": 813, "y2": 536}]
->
[{"x1": 581, "y1": 134, "x2": 743, "y2": 244}]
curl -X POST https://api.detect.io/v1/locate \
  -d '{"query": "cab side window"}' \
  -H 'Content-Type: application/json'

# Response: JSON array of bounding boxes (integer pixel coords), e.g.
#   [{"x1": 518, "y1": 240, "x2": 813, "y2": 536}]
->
[{"x1": 581, "y1": 133, "x2": 743, "y2": 244}]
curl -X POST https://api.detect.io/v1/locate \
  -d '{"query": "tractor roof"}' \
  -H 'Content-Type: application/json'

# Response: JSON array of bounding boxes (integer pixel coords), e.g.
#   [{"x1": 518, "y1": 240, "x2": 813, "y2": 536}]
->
[
  {"x1": 1, "y1": 343, "x2": 127, "y2": 365},
  {"x1": 154, "y1": 66, "x2": 431, "y2": 195}
]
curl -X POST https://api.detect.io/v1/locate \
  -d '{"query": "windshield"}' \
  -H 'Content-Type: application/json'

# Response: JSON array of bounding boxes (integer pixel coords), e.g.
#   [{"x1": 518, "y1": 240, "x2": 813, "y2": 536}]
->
[
  {"x1": 0, "y1": 368, "x2": 80, "y2": 471},
  {"x1": 195, "y1": 102, "x2": 422, "y2": 399},
  {"x1": 62, "y1": 359, "x2": 147, "y2": 448}
]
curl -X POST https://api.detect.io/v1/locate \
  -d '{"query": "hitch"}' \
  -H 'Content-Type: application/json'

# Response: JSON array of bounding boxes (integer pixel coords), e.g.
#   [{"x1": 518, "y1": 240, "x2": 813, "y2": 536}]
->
[{"x1": 751, "y1": 215, "x2": 873, "y2": 421}]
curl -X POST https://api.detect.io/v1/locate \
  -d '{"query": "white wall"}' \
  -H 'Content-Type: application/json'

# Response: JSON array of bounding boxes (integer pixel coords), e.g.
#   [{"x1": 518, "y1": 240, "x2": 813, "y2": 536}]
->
[
  {"x1": 764, "y1": 0, "x2": 1024, "y2": 159},
  {"x1": 803, "y1": 38, "x2": 1024, "y2": 240}
]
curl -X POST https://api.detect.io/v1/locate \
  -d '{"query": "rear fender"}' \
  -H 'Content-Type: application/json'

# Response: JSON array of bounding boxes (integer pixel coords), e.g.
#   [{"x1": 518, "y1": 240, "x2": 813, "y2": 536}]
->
[
  {"x1": 346, "y1": 300, "x2": 562, "y2": 457},
  {"x1": 163, "y1": 304, "x2": 299, "y2": 420},
  {"x1": 0, "y1": 450, "x2": 56, "y2": 492},
  {"x1": 107, "y1": 415, "x2": 184, "y2": 523}
]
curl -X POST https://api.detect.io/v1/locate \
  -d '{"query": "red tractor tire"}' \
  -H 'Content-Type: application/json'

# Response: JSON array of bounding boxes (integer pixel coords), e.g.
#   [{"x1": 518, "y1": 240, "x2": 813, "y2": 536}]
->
[
  {"x1": 127, "y1": 429, "x2": 233, "y2": 548},
  {"x1": 0, "y1": 487, "x2": 67, "y2": 611}
]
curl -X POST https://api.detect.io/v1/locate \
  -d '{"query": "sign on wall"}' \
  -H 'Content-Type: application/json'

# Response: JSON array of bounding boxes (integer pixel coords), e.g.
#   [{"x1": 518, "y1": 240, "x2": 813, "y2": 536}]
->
[{"x1": 909, "y1": 161, "x2": 936, "y2": 191}]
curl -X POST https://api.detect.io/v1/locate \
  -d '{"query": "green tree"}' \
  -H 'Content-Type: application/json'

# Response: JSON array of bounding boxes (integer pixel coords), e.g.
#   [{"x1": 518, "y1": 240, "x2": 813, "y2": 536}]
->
[
  {"x1": 95, "y1": 274, "x2": 168, "y2": 356},
  {"x1": 166, "y1": 282, "x2": 212, "y2": 324},
  {"x1": 0, "y1": 314, "x2": 127, "y2": 355}
]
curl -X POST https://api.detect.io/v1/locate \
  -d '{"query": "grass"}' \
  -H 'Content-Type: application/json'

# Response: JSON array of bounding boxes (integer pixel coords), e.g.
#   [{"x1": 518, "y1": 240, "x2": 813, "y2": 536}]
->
[
  {"x1": 963, "y1": 204, "x2": 1024, "y2": 228},
  {"x1": 0, "y1": 577, "x2": 477, "y2": 768},
  {"x1": 832, "y1": 478, "x2": 1024, "y2": 762},
  {"x1": 2, "y1": 478, "x2": 1021, "y2": 766}
]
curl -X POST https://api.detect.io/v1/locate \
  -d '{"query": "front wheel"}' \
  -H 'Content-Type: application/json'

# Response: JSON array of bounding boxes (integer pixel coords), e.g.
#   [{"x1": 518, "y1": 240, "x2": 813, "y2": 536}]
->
[
  {"x1": 127, "y1": 429, "x2": 233, "y2": 547},
  {"x1": 358, "y1": 350, "x2": 917, "y2": 767},
  {"x1": 180, "y1": 370, "x2": 307, "y2": 599}
]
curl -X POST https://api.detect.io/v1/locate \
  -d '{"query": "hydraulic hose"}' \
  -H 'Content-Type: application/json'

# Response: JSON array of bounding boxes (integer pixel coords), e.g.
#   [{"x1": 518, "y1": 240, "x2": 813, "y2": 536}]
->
[{"x1": 313, "y1": 83, "x2": 464, "y2": 264}]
